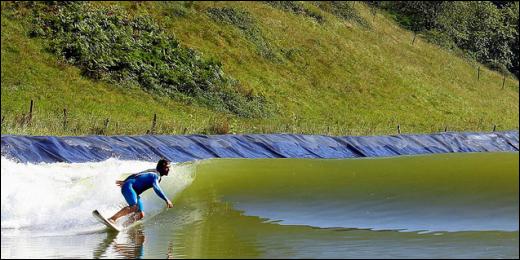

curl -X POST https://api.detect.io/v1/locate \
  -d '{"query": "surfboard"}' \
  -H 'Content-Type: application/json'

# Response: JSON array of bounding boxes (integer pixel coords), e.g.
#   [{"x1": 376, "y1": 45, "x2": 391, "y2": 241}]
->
[{"x1": 92, "y1": 210, "x2": 121, "y2": 232}]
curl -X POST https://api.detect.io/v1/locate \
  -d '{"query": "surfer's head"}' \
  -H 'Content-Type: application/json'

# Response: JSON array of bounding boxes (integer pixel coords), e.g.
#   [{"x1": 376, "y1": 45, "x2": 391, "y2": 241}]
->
[{"x1": 156, "y1": 158, "x2": 171, "y2": 176}]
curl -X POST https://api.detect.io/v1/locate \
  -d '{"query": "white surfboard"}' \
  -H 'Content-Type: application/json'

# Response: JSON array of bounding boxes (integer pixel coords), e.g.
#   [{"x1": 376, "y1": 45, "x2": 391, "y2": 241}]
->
[{"x1": 92, "y1": 209, "x2": 121, "y2": 232}]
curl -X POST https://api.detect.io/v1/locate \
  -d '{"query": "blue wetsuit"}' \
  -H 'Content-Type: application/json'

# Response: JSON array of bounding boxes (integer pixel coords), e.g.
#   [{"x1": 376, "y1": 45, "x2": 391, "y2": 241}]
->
[{"x1": 121, "y1": 170, "x2": 168, "y2": 212}]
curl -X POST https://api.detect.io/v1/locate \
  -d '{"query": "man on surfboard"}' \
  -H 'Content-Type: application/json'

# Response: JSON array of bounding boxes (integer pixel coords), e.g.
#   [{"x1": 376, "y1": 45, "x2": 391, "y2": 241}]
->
[{"x1": 108, "y1": 158, "x2": 174, "y2": 225}]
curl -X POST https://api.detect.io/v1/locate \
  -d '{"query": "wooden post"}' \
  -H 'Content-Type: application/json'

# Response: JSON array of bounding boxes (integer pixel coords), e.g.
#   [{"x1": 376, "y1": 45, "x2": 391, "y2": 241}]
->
[
  {"x1": 29, "y1": 99, "x2": 34, "y2": 124},
  {"x1": 493, "y1": 124, "x2": 496, "y2": 132},
  {"x1": 63, "y1": 108, "x2": 68, "y2": 129},
  {"x1": 1, "y1": 116, "x2": 5, "y2": 125},
  {"x1": 412, "y1": 31, "x2": 416, "y2": 45},
  {"x1": 502, "y1": 76, "x2": 506, "y2": 89},
  {"x1": 397, "y1": 124, "x2": 401, "y2": 134},
  {"x1": 477, "y1": 66, "x2": 480, "y2": 80},
  {"x1": 151, "y1": 113, "x2": 157, "y2": 134},
  {"x1": 444, "y1": 126, "x2": 448, "y2": 132},
  {"x1": 104, "y1": 118, "x2": 110, "y2": 134}
]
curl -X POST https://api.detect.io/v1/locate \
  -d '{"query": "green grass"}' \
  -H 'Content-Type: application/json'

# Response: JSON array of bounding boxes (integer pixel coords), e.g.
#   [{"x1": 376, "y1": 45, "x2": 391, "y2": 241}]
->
[{"x1": 1, "y1": 1, "x2": 518, "y2": 136}]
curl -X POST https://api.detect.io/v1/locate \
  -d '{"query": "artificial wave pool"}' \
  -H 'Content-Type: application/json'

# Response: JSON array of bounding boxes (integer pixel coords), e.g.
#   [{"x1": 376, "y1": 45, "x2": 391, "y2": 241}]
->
[{"x1": 1, "y1": 132, "x2": 518, "y2": 258}]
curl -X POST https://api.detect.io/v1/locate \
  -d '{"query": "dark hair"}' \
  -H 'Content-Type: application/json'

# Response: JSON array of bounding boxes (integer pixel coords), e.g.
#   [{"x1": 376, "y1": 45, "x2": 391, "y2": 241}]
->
[{"x1": 156, "y1": 158, "x2": 170, "y2": 173}]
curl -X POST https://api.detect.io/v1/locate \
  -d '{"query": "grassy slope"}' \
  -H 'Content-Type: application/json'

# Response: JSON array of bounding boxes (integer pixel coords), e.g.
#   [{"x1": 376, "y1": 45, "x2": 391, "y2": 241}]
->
[
  {"x1": 1, "y1": 2, "x2": 518, "y2": 136},
  {"x1": 1, "y1": 9, "x2": 221, "y2": 135}
]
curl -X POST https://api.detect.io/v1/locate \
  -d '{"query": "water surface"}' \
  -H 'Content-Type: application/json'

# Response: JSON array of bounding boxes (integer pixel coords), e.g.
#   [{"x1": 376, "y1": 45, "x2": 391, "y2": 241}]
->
[{"x1": 1, "y1": 152, "x2": 518, "y2": 258}]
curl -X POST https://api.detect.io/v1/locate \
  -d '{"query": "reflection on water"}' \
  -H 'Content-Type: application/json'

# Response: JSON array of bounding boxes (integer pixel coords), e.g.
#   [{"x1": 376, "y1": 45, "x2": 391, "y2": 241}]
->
[
  {"x1": 92, "y1": 227, "x2": 145, "y2": 259},
  {"x1": 2, "y1": 198, "x2": 518, "y2": 259},
  {"x1": 113, "y1": 228, "x2": 145, "y2": 259},
  {"x1": 76, "y1": 199, "x2": 519, "y2": 259},
  {"x1": 93, "y1": 231, "x2": 117, "y2": 259},
  {"x1": 149, "y1": 198, "x2": 519, "y2": 259}
]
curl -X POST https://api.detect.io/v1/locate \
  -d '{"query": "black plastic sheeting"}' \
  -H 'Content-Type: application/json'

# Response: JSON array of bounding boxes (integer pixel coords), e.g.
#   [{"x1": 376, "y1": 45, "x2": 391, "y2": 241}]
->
[{"x1": 1, "y1": 131, "x2": 518, "y2": 163}]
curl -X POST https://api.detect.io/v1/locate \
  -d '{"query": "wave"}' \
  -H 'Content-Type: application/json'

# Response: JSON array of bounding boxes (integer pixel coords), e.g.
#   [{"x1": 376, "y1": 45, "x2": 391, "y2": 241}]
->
[
  {"x1": 1, "y1": 152, "x2": 518, "y2": 234},
  {"x1": 174, "y1": 152, "x2": 519, "y2": 233}
]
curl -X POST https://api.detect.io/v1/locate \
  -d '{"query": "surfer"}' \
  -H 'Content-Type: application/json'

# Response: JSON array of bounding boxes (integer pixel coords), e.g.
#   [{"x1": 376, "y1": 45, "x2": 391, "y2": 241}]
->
[{"x1": 108, "y1": 158, "x2": 174, "y2": 225}]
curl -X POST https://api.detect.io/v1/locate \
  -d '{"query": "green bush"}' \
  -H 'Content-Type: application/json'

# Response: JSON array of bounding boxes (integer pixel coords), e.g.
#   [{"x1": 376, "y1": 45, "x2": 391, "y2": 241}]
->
[
  {"x1": 25, "y1": 2, "x2": 270, "y2": 117},
  {"x1": 436, "y1": 2, "x2": 517, "y2": 77},
  {"x1": 373, "y1": 1, "x2": 519, "y2": 78},
  {"x1": 422, "y1": 29, "x2": 458, "y2": 50},
  {"x1": 376, "y1": 1, "x2": 447, "y2": 31}
]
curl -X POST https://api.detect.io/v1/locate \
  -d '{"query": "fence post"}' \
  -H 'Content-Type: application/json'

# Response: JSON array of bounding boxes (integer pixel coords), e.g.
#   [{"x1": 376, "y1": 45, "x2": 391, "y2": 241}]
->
[
  {"x1": 104, "y1": 118, "x2": 110, "y2": 134},
  {"x1": 150, "y1": 113, "x2": 157, "y2": 134},
  {"x1": 1, "y1": 116, "x2": 5, "y2": 126},
  {"x1": 444, "y1": 126, "x2": 448, "y2": 132},
  {"x1": 412, "y1": 31, "x2": 416, "y2": 45},
  {"x1": 477, "y1": 66, "x2": 480, "y2": 80},
  {"x1": 63, "y1": 108, "x2": 68, "y2": 129},
  {"x1": 397, "y1": 124, "x2": 401, "y2": 134},
  {"x1": 29, "y1": 99, "x2": 34, "y2": 124},
  {"x1": 493, "y1": 124, "x2": 496, "y2": 132},
  {"x1": 502, "y1": 76, "x2": 506, "y2": 89}
]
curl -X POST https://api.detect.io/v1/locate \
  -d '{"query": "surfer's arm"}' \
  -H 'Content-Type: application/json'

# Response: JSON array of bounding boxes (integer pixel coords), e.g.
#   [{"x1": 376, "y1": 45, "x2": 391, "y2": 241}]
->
[
  {"x1": 152, "y1": 178, "x2": 173, "y2": 208},
  {"x1": 152, "y1": 178, "x2": 169, "y2": 202}
]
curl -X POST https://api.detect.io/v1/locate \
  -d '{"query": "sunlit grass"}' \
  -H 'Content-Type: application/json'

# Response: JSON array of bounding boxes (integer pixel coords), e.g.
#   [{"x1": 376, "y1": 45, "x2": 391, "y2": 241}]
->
[{"x1": 1, "y1": 2, "x2": 518, "y2": 136}]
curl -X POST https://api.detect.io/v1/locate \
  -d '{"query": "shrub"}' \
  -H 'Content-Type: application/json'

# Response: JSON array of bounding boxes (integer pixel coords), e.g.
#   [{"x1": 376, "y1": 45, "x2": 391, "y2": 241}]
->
[
  {"x1": 373, "y1": 1, "x2": 519, "y2": 78},
  {"x1": 26, "y1": 2, "x2": 270, "y2": 117}
]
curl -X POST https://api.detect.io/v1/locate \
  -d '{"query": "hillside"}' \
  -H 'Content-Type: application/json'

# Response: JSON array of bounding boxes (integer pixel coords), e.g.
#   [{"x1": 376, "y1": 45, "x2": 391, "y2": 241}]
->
[{"x1": 1, "y1": 1, "x2": 518, "y2": 136}]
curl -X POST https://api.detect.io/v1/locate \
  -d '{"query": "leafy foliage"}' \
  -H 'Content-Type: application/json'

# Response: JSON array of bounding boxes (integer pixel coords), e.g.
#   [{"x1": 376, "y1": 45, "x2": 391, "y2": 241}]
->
[
  {"x1": 377, "y1": 1, "x2": 447, "y2": 32},
  {"x1": 435, "y1": 2, "x2": 513, "y2": 72},
  {"x1": 26, "y1": 2, "x2": 270, "y2": 117},
  {"x1": 372, "y1": 1, "x2": 519, "y2": 77}
]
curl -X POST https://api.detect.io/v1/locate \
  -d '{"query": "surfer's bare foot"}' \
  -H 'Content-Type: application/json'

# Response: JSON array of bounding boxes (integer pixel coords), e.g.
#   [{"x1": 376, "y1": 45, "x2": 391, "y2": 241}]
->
[{"x1": 108, "y1": 218, "x2": 116, "y2": 224}]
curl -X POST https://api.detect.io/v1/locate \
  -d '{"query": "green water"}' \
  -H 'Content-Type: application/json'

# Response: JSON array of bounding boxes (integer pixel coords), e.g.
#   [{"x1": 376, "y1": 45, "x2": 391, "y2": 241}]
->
[{"x1": 1, "y1": 152, "x2": 518, "y2": 258}]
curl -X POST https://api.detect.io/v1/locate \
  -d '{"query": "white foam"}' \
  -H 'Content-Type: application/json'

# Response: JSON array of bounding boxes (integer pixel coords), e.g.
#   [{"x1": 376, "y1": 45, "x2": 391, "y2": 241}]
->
[{"x1": 0, "y1": 157, "x2": 194, "y2": 234}]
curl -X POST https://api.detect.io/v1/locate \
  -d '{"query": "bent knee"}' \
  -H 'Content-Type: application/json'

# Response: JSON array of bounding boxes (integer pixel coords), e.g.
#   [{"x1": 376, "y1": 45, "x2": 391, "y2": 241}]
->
[{"x1": 138, "y1": 211, "x2": 145, "y2": 219}]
